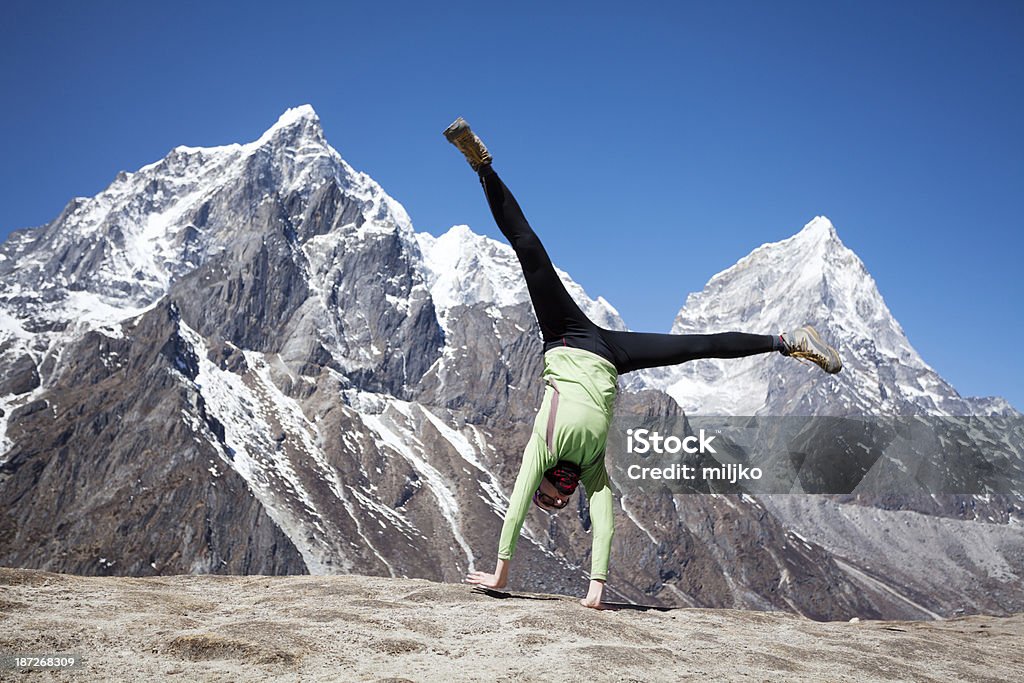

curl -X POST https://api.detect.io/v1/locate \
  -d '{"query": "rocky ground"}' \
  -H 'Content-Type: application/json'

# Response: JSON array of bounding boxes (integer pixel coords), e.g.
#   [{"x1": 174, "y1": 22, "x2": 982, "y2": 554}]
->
[{"x1": 1, "y1": 567, "x2": 1021, "y2": 682}]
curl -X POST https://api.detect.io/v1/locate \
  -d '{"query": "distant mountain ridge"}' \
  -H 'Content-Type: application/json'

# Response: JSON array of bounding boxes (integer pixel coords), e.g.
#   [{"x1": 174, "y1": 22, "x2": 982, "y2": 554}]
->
[{"x1": 1, "y1": 106, "x2": 1021, "y2": 621}]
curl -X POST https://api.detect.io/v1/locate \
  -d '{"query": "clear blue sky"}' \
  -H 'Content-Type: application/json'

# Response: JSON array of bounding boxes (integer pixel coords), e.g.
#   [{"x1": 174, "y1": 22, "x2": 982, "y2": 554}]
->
[{"x1": 1, "y1": 1, "x2": 1021, "y2": 409}]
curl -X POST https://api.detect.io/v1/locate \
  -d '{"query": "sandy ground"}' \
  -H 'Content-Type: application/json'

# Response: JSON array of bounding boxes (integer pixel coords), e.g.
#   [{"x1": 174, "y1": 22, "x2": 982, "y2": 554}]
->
[{"x1": 1, "y1": 568, "x2": 1021, "y2": 682}]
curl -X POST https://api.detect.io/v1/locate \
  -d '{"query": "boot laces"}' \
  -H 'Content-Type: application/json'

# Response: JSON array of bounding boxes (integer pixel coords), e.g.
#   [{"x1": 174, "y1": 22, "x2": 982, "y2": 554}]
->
[
  {"x1": 784, "y1": 333, "x2": 832, "y2": 370},
  {"x1": 788, "y1": 348, "x2": 829, "y2": 369}
]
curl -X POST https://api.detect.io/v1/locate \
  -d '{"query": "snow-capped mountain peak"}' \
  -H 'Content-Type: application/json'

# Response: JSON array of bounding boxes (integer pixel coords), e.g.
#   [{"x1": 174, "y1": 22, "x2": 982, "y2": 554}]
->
[
  {"x1": 636, "y1": 217, "x2": 1002, "y2": 416},
  {"x1": 257, "y1": 104, "x2": 321, "y2": 141},
  {"x1": 798, "y1": 214, "x2": 838, "y2": 238},
  {"x1": 0, "y1": 105, "x2": 416, "y2": 326},
  {"x1": 416, "y1": 225, "x2": 530, "y2": 311},
  {"x1": 676, "y1": 216, "x2": 876, "y2": 336},
  {"x1": 415, "y1": 224, "x2": 625, "y2": 332}
]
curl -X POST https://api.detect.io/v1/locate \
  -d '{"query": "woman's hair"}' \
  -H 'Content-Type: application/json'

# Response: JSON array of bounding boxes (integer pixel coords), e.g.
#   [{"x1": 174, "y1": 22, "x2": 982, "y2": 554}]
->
[{"x1": 544, "y1": 461, "x2": 581, "y2": 495}]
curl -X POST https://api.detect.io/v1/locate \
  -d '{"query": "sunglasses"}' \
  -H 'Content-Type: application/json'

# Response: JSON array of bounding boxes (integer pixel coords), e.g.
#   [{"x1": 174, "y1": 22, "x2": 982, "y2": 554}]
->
[{"x1": 534, "y1": 490, "x2": 570, "y2": 509}]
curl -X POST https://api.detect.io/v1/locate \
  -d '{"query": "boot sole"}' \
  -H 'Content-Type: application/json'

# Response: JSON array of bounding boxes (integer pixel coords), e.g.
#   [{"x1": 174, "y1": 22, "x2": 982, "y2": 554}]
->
[{"x1": 443, "y1": 117, "x2": 470, "y2": 142}]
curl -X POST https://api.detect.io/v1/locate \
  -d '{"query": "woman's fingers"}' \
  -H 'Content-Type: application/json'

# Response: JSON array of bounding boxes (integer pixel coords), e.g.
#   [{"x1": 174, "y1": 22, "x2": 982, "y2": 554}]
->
[{"x1": 464, "y1": 571, "x2": 493, "y2": 585}]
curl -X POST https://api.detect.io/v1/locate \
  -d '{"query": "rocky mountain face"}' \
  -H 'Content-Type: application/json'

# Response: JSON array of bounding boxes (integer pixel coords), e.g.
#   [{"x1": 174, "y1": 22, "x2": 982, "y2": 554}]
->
[{"x1": 1, "y1": 107, "x2": 1021, "y2": 620}]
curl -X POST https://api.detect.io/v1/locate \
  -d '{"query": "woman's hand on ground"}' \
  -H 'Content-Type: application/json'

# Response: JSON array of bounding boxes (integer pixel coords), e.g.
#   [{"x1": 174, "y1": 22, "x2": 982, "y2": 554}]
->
[
  {"x1": 580, "y1": 578, "x2": 608, "y2": 609},
  {"x1": 465, "y1": 559, "x2": 509, "y2": 590},
  {"x1": 464, "y1": 571, "x2": 506, "y2": 590}
]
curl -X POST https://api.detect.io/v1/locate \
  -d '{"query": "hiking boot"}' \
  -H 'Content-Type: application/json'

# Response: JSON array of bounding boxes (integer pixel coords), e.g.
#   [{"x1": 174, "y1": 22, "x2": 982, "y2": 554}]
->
[
  {"x1": 780, "y1": 325, "x2": 842, "y2": 374},
  {"x1": 443, "y1": 117, "x2": 492, "y2": 171}
]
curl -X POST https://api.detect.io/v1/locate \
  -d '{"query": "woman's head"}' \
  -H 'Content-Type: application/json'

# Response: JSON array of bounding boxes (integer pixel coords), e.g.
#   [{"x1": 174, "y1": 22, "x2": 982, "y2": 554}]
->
[{"x1": 533, "y1": 461, "x2": 581, "y2": 511}]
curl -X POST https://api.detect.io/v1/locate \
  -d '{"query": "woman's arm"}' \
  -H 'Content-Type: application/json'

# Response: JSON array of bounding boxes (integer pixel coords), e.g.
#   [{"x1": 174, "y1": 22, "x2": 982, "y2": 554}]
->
[
  {"x1": 465, "y1": 430, "x2": 551, "y2": 588},
  {"x1": 496, "y1": 428, "x2": 552, "y2": 563},
  {"x1": 580, "y1": 457, "x2": 615, "y2": 609}
]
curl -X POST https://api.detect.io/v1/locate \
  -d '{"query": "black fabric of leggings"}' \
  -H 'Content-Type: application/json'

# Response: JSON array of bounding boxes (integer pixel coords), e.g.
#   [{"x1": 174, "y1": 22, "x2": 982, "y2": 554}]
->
[{"x1": 478, "y1": 165, "x2": 778, "y2": 375}]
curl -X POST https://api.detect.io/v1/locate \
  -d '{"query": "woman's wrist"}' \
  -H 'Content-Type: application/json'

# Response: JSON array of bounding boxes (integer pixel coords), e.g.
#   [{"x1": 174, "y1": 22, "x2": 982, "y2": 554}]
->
[{"x1": 493, "y1": 558, "x2": 509, "y2": 587}]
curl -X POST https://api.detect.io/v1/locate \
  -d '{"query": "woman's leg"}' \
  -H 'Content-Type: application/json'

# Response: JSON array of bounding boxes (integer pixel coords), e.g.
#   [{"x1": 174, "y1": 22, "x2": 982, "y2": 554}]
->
[
  {"x1": 479, "y1": 164, "x2": 606, "y2": 353},
  {"x1": 600, "y1": 329, "x2": 781, "y2": 375},
  {"x1": 477, "y1": 166, "x2": 780, "y2": 370},
  {"x1": 446, "y1": 120, "x2": 839, "y2": 377}
]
